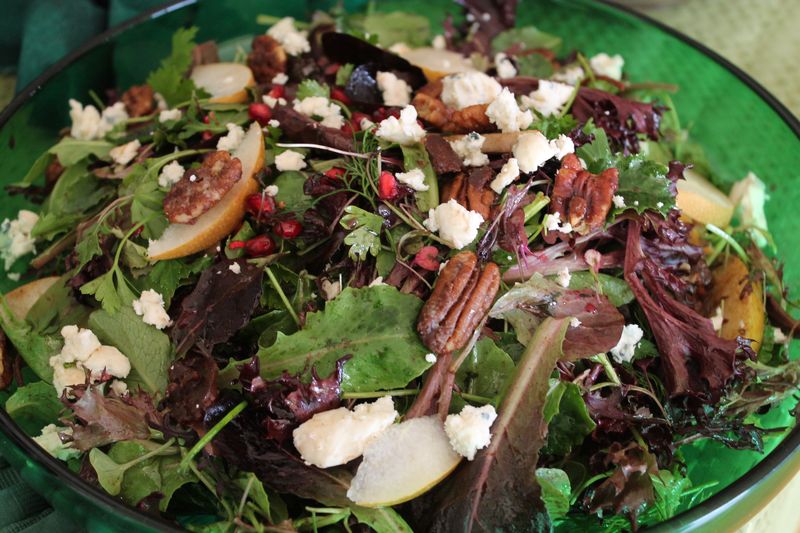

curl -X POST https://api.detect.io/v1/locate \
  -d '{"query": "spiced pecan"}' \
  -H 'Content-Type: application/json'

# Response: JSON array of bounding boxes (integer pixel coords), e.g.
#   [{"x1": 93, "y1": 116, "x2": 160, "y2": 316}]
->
[
  {"x1": 412, "y1": 92, "x2": 449, "y2": 129},
  {"x1": 440, "y1": 168, "x2": 497, "y2": 220},
  {"x1": 424, "y1": 134, "x2": 462, "y2": 174},
  {"x1": 445, "y1": 103, "x2": 493, "y2": 133},
  {"x1": 549, "y1": 153, "x2": 618, "y2": 236},
  {"x1": 417, "y1": 251, "x2": 500, "y2": 355},
  {"x1": 121, "y1": 84, "x2": 154, "y2": 117},
  {"x1": 248, "y1": 35, "x2": 287, "y2": 84},
  {"x1": 163, "y1": 151, "x2": 243, "y2": 224}
]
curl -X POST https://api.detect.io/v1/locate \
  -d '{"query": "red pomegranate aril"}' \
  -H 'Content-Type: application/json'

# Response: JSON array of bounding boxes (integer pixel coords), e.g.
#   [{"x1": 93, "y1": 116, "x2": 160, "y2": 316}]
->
[
  {"x1": 228, "y1": 240, "x2": 246, "y2": 250},
  {"x1": 378, "y1": 171, "x2": 399, "y2": 201},
  {"x1": 325, "y1": 167, "x2": 346, "y2": 179},
  {"x1": 246, "y1": 193, "x2": 276, "y2": 216},
  {"x1": 413, "y1": 246, "x2": 441, "y2": 271},
  {"x1": 275, "y1": 219, "x2": 303, "y2": 239},
  {"x1": 248, "y1": 103, "x2": 272, "y2": 125},
  {"x1": 267, "y1": 85, "x2": 285, "y2": 99},
  {"x1": 245, "y1": 235, "x2": 276, "y2": 257},
  {"x1": 341, "y1": 120, "x2": 357, "y2": 136},
  {"x1": 324, "y1": 63, "x2": 341, "y2": 76},
  {"x1": 352, "y1": 112, "x2": 371, "y2": 130},
  {"x1": 331, "y1": 87, "x2": 351, "y2": 106}
]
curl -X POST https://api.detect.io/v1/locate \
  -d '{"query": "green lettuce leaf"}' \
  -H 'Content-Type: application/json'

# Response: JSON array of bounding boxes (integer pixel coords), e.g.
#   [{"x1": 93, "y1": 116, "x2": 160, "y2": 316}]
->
[
  {"x1": 146, "y1": 27, "x2": 202, "y2": 106},
  {"x1": 4, "y1": 381, "x2": 62, "y2": 435},
  {"x1": 542, "y1": 381, "x2": 596, "y2": 455},
  {"x1": 491, "y1": 26, "x2": 562, "y2": 54},
  {"x1": 535, "y1": 468, "x2": 572, "y2": 520},
  {"x1": 400, "y1": 143, "x2": 439, "y2": 212}
]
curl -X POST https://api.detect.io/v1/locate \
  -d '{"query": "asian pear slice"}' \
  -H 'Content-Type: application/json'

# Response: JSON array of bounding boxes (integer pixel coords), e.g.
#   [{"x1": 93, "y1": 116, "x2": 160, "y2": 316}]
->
[
  {"x1": 398, "y1": 47, "x2": 476, "y2": 82},
  {"x1": 676, "y1": 169, "x2": 735, "y2": 228},
  {"x1": 2, "y1": 276, "x2": 60, "y2": 320},
  {"x1": 190, "y1": 62, "x2": 255, "y2": 104},
  {"x1": 347, "y1": 416, "x2": 461, "y2": 507},
  {"x1": 147, "y1": 122, "x2": 264, "y2": 260}
]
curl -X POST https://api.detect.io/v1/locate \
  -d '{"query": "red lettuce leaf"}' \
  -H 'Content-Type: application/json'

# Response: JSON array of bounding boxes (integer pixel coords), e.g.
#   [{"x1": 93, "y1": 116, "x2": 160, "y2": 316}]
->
[{"x1": 164, "y1": 352, "x2": 219, "y2": 427}]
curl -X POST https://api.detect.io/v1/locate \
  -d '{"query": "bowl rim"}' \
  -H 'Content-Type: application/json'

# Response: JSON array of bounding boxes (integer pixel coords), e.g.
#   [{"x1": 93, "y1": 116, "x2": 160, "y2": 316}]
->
[{"x1": 0, "y1": 0, "x2": 798, "y2": 531}]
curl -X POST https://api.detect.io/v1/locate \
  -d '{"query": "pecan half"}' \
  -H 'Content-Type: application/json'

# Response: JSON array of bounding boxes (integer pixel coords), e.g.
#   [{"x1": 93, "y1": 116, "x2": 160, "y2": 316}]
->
[
  {"x1": 248, "y1": 35, "x2": 287, "y2": 84},
  {"x1": 446, "y1": 103, "x2": 492, "y2": 133},
  {"x1": 412, "y1": 92, "x2": 449, "y2": 130},
  {"x1": 163, "y1": 151, "x2": 243, "y2": 224},
  {"x1": 440, "y1": 167, "x2": 496, "y2": 220},
  {"x1": 417, "y1": 251, "x2": 501, "y2": 355},
  {"x1": 549, "y1": 153, "x2": 618, "y2": 236},
  {"x1": 121, "y1": 84, "x2": 154, "y2": 117}
]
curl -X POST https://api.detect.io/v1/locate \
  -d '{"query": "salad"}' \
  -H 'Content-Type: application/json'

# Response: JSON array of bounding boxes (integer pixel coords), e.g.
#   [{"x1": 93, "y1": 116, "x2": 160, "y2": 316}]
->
[{"x1": 1, "y1": 1, "x2": 798, "y2": 531}]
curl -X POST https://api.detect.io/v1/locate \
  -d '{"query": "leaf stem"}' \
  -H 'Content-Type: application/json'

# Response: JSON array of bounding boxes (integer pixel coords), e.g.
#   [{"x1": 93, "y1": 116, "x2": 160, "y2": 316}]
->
[
  {"x1": 180, "y1": 400, "x2": 247, "y2": 470},
  {"x1": 266, "y1": 266, "x2": 301, "y2": 327},
  {"x1": 592, "y1": 353, "x2": 621, "y2": 385},
  {"x1": 342, "y1": 389, "x2": 419, "y2": 399}
]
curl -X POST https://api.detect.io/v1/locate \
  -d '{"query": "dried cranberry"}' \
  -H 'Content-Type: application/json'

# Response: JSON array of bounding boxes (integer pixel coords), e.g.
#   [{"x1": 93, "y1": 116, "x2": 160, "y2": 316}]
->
[
  {"x1": 274, "y1": 219, "x2": 303, "y2": 239},
  {"x1": 325, "y1": 167, "x2": 346, "y2": 179},
  {"x1": 331, "y1": 87, "x2": 351, "y2": 106},
  {"x1": 248, "y1": 103, "x2": 272, "y2": 125},
  {"x1": 246, "y1": 193, "x2": 276, "y2": 216},
  {"x1": 413, "y1": 246, "x2": 441, "y2": 271},
  {"x1": 245, "y1": 235, "x2": 276, "y2": 257},
  {"x1": 378, "y1": 171, "x2": 399, "y2": 201}
]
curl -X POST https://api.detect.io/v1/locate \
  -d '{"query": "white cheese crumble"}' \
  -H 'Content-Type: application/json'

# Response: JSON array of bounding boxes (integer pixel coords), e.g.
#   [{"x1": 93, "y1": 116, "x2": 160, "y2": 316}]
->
[
  {"x1": 268, "y1": 118, "x2": 281, "y2": 128},
  {"x1": 395, "y1": 168, "x2": 429, "y2": 191},
  {"x1": 271, "y1": 72, "x2": 289, "y2": 85},
  {"x1": 158, "y1": 108, "x2": 182, "y2": 123},
  {"x1": 293, "y1": 96, "x2": 345, "y2": 129},
  {"x1": 275, "y1": 150, "x2": 307, "y2": 171},
  {"x1": 557, "y1": 267, "x2": 571, "y2": 288},
  {"x1": 444, "y1": 404, "x2": 497, "y2": 460},
  {"x1": 216, "y1": 123, "x2": 246, "y2": 151},
  {"x1": 542, "y1": 211, "x2": 573, "y2": 235},
  {"x1": 368, "y1": 276, "x2": 386, "y2": 287},
  {"x1": 513, "y1": 131, "x2": 556, "y2": 173},
  {"x1": 158, "y1": 160, "x2": 185, "y2": 189},
  {"x1": 262, "y1": 94, "x2": 288, "y2": 107},
  {"x1": 321, "y1": 279, "x2": 342, "y2": 300},
  {"x1": 154, "y1": 92, "x2": 168, "y2": 111},
  {"x1": 264, "y1": 185, "x2": 279, "y2": 196},
  {"x1": 109, "y1": 380, "x2": 128, "y2": 396},
  {"x1": 774, "y1": 327, "x2": 789, "y2": 345},
  {"x1": 612, "y1": 195, "x2": 626, "y2": 209},
  {"x1": 376, "y1": 71, "x2": 412, "y2": 107},
  {"x1": 359, "y1": 117, "x2": 376, "y2": 130},
  {"x1": 425, "y1": 353, "x2": 438, "y2": 364},
  {"x1": 68, "y1": 99, "x2": 128, "y2": 140},
  {"x1": 449, "y1": 132, "x2": 489, "y2": 167},
  {"x1": 33, "y1": 425, "x2": 80, "y2": 461},
  {"x1": 490, "y1": 157, "x2": 520, "y2": 193},
  {"x1": 710, "y1": 305, "x2": 724, "y2": 333},
  {"x1": 570, "y1": 317, "x2": 582, "y2": 328},
  {"x1": 550, "y1": 134, "x2": 575, "y2": 160},
  {"x1": 1, "y1": 210, "x2": 39, "y2": 270},
  {"x1": 293, "y1": 396, "x2": 398, "y2": 468},
  {"x1": 132, "y1": 289, "x2": 173, "y2": 330},
  {"x1": 486, "y1": 88, "x2": 533, "y2": 133},
  {"x1": 610, "y1": 324, "x2": 644, "y2": 364},
  {"x1": 109, "y1": 139, "x2": 141, "y2": 166},
  {"x1": 440, "y1": 71, "x2": 502, "y2": 110},
  {"x1": 266, "y1": 17, "x2": 310, "y2": 56},
  {"x1": 520, "y1": 80, "x2": 574, "y2": 117},
  {"x1": 432, "y1": 35, "x2": 446, "y2": 50},
  {"x1": 552, "y1": 65, "x2": 585, "y2": 86},
  {"x1": 424, "y1": 199, "x2": 484, "y2": 249},
  {"x1": 49, "y1": 325, "x2": 131, "y2": 396},
  {"x1": 375, "y1": 105, "x2": 426, "y2": 146},
  {"x1": 590, "y1": 53, "x2": 624, "y2": 80},
  {"x1": 229, "y1": 262, "x2": 242, "y2": 274},
  {"x1": 494, "y1": 52, "x2": 517, "y2": 79}
]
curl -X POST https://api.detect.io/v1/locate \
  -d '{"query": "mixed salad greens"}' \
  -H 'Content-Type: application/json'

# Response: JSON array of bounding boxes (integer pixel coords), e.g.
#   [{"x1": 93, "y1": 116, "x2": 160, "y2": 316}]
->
[{"x1": 1, "y1": 1, "x2": 799, "y2": 531}]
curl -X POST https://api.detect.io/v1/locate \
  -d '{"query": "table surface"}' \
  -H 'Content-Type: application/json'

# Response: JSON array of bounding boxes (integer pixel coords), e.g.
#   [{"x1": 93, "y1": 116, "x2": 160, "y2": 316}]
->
[{"x1": 0, "y1": 0, "x2": 798, "y2": 531}]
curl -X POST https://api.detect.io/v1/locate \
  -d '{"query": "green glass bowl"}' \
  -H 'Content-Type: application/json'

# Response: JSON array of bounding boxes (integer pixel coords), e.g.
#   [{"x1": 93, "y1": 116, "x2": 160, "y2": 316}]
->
[{"x1": 0, "y1": 0, "x2": 798, "y2": 531}]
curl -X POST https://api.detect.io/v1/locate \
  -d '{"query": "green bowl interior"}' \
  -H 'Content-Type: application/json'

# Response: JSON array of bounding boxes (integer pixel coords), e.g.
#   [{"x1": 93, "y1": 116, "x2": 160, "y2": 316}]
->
[{"x1": 0, "y1": 0, "x2": 798, "y2": 531}]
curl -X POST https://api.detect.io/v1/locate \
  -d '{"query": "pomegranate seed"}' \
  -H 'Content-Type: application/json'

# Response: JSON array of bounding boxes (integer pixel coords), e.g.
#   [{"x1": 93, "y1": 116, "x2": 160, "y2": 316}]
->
[
  {"x1": 246, "y1": 193, "x2": 276, "y2": 216},
  {"x1": 378, "y1": 171, "x2": 399, "y2": 201},
  {"x1": 202, "y1": 130, "x2": 214, "y2": 141},
  {"x1": 372, "y1": 107, "x2": 389, "y2": 122},
  {"x1": 274, "y1": 219, "x2": 303, "y2": 239},
  {"x1": 267, "y1": 85, "x2": 285, "y2": 99},
  {"x1": 341, "y1": 120, "x2": 357, "y2": 136},
  {"x1": 324, "y1": 63, "x2": 341, "y2": 76},
  {"x1": 330, "y1": 87, "x2": 351, "y2": 106},
  {"x1": 413, "y1": 246, "x2": 441, "y2": 271},
  {"x1": 248, "y1": 103, "x2": 272, "y2": 125},
  {"x1": 325, "y1": 167, "x2": 346, "y2": 179},
  {"x1": 228, "y1": 240, "x2": 246, "y2": 250},
  {"x1": 352, "y1": 112, "x2": 371, "y2": 130},
  {"x1": 245, "y1": 235, "x2": 276, "y2": 257},
  {"x1": 132, "y1": 226, "x2": 144, "y2": 238}
]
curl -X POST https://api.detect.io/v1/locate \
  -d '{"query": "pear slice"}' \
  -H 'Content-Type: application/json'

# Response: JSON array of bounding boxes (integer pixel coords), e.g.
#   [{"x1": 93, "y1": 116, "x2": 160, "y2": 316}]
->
[
  {"x1": 347, "y1": 416, "x2": 461, "y2": 507},
  {"x1": 147, "y1": 123, "x2": 264, "y2": 260},
  {"x1": 190, "y1": 62, "x2": 255, "y2": 104},
  {"x1": 2, "y1": 276, "x2": 60, "y2": 320},
  {"x1": 676, "y1": 169, "x2": 735, "y2": 228},
  {"x1": 709, "y1": 256, "x2": 765, "y2": 352},
  {"x1": 398, "y1": 47, "x2": 476, "y2": 82}
]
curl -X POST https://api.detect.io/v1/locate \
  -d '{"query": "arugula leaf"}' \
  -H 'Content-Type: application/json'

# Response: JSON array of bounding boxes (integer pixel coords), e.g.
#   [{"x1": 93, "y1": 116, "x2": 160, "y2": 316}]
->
[
  {"x1": 296, "y1": 80, "x2": 330, "y2": 100},
  {"x1": 542, "y1": 381, "x2": 596, "y2": 455},
  {"x1": 340, "y1": 206, "x2": 383, "y2": 262},
  {"x1": 48, "y1": 137, "x2": 113, "y2": 166},
  {"x1": 336, "y1": 63, "x2": 355, "y2": 87},
  {"x1": 255, "y1": 285, "x2": 432, "y2": 392},
  {"x1": 4, "y1": 381, "x2": 62, "y2": 435},
  {"x1": 88, "y1": 306, "x2": 174, "y2": 393},
  {"x1": 400, "y1": 143, "x2": 439, "y2": 212},
  {"x1": 351, "y1": 506, "x2": 414, "y2": 533},
  {"x1": 146, "y1": 27, "x2": 202, "y2": 106},
  {"x1": 535, "y1": 468, "x2": 572, "y2": 521},
  {"x1": 491, "y1": 26, "x2": 562, "y2": 54},
  {"x1": 614, "y1": 155, "x2": 675, "y2": 216},
  {"x1": 273, "y1": 171, "x2": 313, "y2": 213}
]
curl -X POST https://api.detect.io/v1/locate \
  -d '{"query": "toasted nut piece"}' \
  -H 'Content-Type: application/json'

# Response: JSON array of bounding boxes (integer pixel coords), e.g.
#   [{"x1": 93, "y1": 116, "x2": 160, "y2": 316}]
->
[
  {"x1": 121, "y1": 84, "x2": 154, "y2": 117},
  {"x1": 445, "y1": 103, "x2": 492, "y2": 134},
  {"x1": 549, "y1": 153, "x2": 618, "y2": 236},
  {"x1": 432, "y1": 267, "x2": 480, "y2": 354},
  {"x1": 248, "y1": 35, "x2": 287, "y2": 84},
  {"x1": 416, "y1": 80, "x2": 444, "y2": 98},
  {"x1": 417, "y1": 251, "x2": 478, "y2": 344},
  {"x1": 440, "y1": 172, "x2": 466, "y2": 205},
  {"x1": 163, "y1": 151, "x2": 243, "y2": 224},
  {"x1": 445, "y1": 262, "x2": 500, "y2": 353},
  {"x1": 412, "y1": 92, "x2": 450, "y2": 130}
]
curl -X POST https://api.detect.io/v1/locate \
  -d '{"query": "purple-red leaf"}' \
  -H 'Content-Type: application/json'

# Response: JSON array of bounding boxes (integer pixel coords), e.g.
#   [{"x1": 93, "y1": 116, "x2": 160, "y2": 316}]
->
[{"x1": 64, "y1": 386, "x2": 153, "y2": 451}]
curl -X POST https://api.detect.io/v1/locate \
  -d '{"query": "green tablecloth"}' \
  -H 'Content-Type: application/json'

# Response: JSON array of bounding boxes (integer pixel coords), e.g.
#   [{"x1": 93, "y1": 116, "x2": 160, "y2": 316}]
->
[{"x1": 0, "y1": 0, "x2": 797, "y2": 531}]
